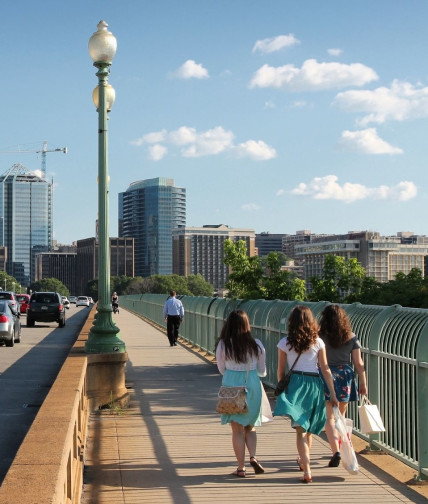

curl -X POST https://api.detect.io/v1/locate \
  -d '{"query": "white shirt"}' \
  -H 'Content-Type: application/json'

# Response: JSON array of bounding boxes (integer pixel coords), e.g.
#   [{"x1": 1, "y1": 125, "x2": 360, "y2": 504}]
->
[
  {"x1": 216, "y1": 338, "x2": 267, "y2": 377},
  {"x1": 277, "y1": 336, "x2": 325, "y2": 373}
]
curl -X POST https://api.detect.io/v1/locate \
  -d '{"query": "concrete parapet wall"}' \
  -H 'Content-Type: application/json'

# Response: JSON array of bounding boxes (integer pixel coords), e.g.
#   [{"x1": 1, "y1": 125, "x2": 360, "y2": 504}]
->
[{"x1": 0, "y1": 308, "x2": 95, "y2": 504}]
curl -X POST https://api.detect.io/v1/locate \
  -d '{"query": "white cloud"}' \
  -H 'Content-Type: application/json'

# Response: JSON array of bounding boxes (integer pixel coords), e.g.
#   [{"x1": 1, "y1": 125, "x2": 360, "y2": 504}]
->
[
  {"x1": 292, "y1": 100, "x2": 307, "y2": 108},
  {"x1": 276, "y1": 189, "x2": 285, "y2": 196},
  {"x1": 180, "y1": 126, "x2": 234, "y2": 157},
  {"x1": 252, "y1": 34, "x2": 300, "y2": 54},
  {"x1": 328, "y1": 48, "x2": 343, "y2": 57},
  {"x1": 264, "y1": 100, "x2": 275, "y2": 109},
  {"x1": 148, "y1": 144, "x2": 168, "y2": 161},
  {"x1": 234, "y1": 140, "x2": 276, "y2": 160},
  {"x1": 242, "y1": 203, "x2": 261, "y2": 211},
  {"x1": 131, "y1": 125, "x2": 276, "y2": 161},
  {"x1": 338, "y1": 128, "x2": 403, "y2": 155},
  {"x1": 292, "y1": 175, "x2": 417, "y2": 203},
  {"x1": 130, "y1": 130, "x2": 167, "y2": 146},
  {"x1": 172, "y1": 59, "x2": 209, "y2": 79},
  {"x1": 249, "y1": 58, "x2": 378, "y2": 91},
  {"x1": 334, "y1": 79, "x2": 428, "y2": 125}
]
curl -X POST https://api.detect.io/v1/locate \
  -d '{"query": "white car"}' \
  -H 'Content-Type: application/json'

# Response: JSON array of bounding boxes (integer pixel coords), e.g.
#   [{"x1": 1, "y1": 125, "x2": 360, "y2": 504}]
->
[
  {"x1": 61, "y1": 296, "x2": 70, "y2": 309},
  {"x1": 76, "y1": 296, "x2": 90, "y2": 307}
]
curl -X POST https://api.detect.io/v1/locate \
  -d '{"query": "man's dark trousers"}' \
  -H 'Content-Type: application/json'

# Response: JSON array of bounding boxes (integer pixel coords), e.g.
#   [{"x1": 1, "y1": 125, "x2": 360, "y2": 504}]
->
[{"x1": 167, "y1": 315, "x2": 181, "y2": 346}]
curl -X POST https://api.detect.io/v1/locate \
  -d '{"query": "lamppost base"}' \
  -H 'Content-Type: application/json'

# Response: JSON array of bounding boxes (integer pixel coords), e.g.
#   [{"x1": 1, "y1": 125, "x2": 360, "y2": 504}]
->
[
  {"x1": 86, "y1": 352, "x2": 129, "y2": 410},
  {"x1": 85, "y1": 308, "x2": 126, "y2": 353}
]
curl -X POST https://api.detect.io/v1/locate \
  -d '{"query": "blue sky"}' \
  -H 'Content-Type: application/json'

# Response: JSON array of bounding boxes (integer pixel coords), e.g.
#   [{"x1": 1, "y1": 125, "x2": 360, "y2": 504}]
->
[{"x1": 1, "y1": 1, "x2": 428, "y2": 244}]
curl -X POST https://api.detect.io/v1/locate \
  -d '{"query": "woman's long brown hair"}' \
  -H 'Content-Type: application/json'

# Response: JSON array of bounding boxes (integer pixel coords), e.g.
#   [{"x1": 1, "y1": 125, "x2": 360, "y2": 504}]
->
[
  {"x1": 219, "y1": 310, "x2": 261, "y2": 363},
  {"x1": 319, "y1": 304, "x2": 352, "y2": 348},
  {"x1": 286, "y1": 305, "x2": 319, "y2": 353}
]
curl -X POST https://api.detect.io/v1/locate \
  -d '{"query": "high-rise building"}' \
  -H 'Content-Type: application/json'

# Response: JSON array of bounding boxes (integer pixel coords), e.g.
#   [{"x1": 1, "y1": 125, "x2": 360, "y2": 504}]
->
[
  {"x1": 119, "y1": 177, "x2": 186, "y2": 277},
  {"x1": 172, "y1": 224, "x2": 256, "y2": 291},
  {"x1": 255, "y1": 232, "x2": 285, "y2": 256},
  {"x1": 75, "y1": 237, "x2": 134, "y2": 295},
  {"x1": 0, "y1": 164, "x2": 52, "y2": 286},
  {"x1": 34, "y1": 252, "x2": 77, "y2": 294}
]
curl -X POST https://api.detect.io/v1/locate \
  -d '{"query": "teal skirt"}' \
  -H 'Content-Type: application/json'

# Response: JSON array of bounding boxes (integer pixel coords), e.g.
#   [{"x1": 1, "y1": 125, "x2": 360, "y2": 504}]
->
[
  {"x1": 220, "y1": 369, "x2": 263, "y2": 427},
  {"x1": 273, "y1": 373, "x2": 326, "y2": 434}
]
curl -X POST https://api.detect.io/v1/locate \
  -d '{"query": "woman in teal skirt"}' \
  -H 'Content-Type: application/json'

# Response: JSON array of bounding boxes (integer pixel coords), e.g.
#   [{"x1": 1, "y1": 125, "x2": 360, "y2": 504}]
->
[
  {"x1": 274, "y1": 306, "x2": 338, "y2": 483},
  {"x1": 216, "y1": 310, "x2": 267, "y2": 478}
]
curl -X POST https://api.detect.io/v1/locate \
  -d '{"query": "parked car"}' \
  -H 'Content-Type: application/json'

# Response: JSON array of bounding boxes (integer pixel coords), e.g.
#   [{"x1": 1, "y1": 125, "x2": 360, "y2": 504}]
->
[
  {"x1": 16, "y1": 293, "x2": 31, "y2": 314},
  {"x1": 27, "y1": 292, "x2": 66, "y2": 328},
  {"x1": 0, "y1": 291, "x2": 18, "y2": 312},
  {"x1": 62, "y1": 296, "x2": 70, "y2": 309},
  {"x1": 76, "y1": 296, "x2": 90, "y2": 307},
  {"x1": 69, "y1": 296, "x2": 77, "y2": 304},
  {"x1": 0, "y1": 300, "x2": 21, "y2": 347}
]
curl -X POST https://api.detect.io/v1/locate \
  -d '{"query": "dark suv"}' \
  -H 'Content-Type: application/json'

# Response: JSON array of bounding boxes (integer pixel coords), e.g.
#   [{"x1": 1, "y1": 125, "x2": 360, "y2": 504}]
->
[{"x1": 27, "y1": 292, "x2": 66, "y2": 328}]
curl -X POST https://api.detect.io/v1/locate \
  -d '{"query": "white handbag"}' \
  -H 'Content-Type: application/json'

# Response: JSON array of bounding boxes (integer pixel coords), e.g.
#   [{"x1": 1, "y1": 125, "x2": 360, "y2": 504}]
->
[{"x1": 358, "y1": 396, "x2": 385, "y2": 434}]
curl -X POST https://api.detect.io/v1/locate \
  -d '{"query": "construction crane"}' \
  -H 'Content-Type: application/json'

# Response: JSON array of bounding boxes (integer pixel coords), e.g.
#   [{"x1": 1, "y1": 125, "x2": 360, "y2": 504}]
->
[{"x1": 0, "y1": 141, "x2": 67, "y2": 178}]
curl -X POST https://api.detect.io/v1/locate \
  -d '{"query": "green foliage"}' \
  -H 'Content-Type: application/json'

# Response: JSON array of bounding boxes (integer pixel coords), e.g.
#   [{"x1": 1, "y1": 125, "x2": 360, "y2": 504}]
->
[
  {"x1": 0, "y1": 271, "x2": 21, "y2": 292},
  {"x1": 223, "y1": 240, "x2": 306, "y2": 301},
  {"x1": 186, "y1": 274, "x2": 215, "y2": 296},
  {"x1": 30, "y1": 277, "x2": 70, "y2": 297},
  {"x1": 309, "y1": 254, "x2": 365, "y2": 303}
]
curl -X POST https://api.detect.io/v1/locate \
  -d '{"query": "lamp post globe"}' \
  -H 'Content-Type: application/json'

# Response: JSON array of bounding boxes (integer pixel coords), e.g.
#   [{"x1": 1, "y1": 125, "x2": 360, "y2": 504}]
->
[{"x1": 85, "y1": 21, "x2": 125, "y2": 354}]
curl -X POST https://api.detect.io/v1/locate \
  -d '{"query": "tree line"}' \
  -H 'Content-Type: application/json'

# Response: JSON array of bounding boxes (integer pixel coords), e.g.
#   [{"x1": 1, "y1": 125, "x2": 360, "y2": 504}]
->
[{"x1": 7, "y1": 239, "x2": 428, "y2": 308}]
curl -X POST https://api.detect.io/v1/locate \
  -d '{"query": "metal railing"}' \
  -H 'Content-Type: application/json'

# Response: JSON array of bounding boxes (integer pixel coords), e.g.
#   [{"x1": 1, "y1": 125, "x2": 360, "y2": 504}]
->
[{"x1": 120, "y1": 294, "x2": 428, "y2": 481}]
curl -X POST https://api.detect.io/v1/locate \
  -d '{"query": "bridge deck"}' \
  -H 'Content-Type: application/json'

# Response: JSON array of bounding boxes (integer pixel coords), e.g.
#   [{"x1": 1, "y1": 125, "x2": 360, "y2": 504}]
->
[{"x1": 81, "y1": 309, "x2": 428, "y2": 503}]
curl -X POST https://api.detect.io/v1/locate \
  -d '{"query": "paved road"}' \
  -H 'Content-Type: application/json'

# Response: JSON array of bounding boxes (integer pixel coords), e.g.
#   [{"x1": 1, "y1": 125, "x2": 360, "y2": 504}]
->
[{"x1": 0, "y1": 304, "x2": 91, "y2": 484}]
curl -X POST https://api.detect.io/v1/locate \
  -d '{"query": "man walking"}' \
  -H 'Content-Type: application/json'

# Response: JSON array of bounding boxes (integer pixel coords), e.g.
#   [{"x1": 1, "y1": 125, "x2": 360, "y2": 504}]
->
[{"x1": 163, "y1": 290, "x2": 184, "y2": 346}]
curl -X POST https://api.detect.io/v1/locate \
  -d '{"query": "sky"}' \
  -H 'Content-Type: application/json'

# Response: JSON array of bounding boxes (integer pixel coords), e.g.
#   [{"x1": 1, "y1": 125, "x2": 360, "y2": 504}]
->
[{"x1": 1, "y1": 1, "x2": 428, "y2": 244}]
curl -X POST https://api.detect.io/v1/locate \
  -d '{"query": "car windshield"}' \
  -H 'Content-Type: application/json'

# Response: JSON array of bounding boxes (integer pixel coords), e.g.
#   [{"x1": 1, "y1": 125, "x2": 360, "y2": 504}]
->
[
  {"x1": 0, "y1": 293, "x2": 12, "y2": 299},
  {"x1": 16, "y1": 295, "x2": 28, "y2": 302},
  {"x1": 0, "y1": 301, "x2": 8, "y2": 312},
  {"x1": 32, "y1": 293, "x2": 58, "y2": 303}
]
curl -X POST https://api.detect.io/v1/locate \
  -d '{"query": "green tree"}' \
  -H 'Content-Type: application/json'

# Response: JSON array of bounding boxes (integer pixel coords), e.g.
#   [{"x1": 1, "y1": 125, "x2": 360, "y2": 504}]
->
[
  {"x1": 30, "y1": 277, "x2": 70, "y2": 297},
  {"x1": 310, "y1": 254, "x2": 366, "y2": 303},
  {"x1": 0, "y1": 271, "x2": 21, "y2": 292},
  {"x1": 223, "y1": 240, "x2": 264, "y2": 299},
  {"x1": 186, "y1": 274, "x2": 214, "y2": 296}
]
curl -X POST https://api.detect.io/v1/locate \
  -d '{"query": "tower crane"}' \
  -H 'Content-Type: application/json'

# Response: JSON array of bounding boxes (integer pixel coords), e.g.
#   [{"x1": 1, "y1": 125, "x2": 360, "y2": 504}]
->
[{"x1": 0, "y1": 140, "x2": 67, "y2": 178}]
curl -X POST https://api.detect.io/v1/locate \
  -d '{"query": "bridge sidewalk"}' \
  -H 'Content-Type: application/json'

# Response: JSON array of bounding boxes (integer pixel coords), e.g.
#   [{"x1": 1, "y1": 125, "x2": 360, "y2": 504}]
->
[{"x1": 81, "y1": 309, "x2": 427, "y2": 504}]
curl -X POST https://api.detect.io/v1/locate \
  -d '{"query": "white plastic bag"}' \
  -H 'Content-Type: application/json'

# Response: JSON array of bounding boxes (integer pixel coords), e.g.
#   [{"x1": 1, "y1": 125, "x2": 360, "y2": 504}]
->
[
  {"x1": 261, "y1": 385, "x2": 274, "y2": 423},
  {"x1": 358, "y1": 396, "x2": 385, "y2": 434},
  {"x1": 333, "y1": 407, "x2": 359, "y2": 475}
]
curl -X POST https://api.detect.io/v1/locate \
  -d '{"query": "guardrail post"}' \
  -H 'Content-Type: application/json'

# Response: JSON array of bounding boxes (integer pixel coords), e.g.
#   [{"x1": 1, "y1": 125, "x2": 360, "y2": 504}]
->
[{"x1": 416, "y1": 323, "x2": 428, "y2": 481}]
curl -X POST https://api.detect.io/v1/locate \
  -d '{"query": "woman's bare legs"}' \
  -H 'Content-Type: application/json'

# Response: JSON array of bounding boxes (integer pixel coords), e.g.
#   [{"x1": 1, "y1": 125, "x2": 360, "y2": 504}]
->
[
  {"x1": 244, "y1": 425, "x2": 257, "y2": 458},
  {"x1": 231, "y1": 421, "x2": 246, "y2": 470},
  {"x1": 325, "y1": 401, "x2": 348, "y2": 454},
  {"x1": 296, "y1": 427, "x2": 312, "y2": 476}
]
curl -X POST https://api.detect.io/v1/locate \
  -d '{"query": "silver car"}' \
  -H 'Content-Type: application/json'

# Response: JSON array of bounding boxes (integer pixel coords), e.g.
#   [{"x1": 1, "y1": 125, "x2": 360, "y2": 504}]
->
[
  {"x1": 76, "y1": 296, "x2": 90, "y2": 307},
  {"x1": 0, "y1": 300, "x2": 21, "y2": 347}
]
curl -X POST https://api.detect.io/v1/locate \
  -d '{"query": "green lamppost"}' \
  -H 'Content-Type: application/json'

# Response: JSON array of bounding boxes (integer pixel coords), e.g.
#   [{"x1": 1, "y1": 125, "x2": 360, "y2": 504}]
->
[{"x1": 85, "y1": 20, "x2": 125, "y2": 353}]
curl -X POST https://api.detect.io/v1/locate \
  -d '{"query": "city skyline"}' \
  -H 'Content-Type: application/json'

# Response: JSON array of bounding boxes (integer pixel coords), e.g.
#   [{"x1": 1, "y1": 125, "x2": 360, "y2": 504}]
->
[{"x1": 0, "y1": 2, "x2": 427, "y2": 245}]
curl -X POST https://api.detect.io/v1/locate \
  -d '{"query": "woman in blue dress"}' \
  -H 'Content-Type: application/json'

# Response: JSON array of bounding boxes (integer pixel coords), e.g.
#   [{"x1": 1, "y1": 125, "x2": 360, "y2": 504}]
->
[
  {"x1": 274, "y1": 305, "x2": 338, "y2": 483},
  {"x1": 216, "y1": 310, "x2": 267, "y2": 478},
  {"x1": 319, "y1": 304, "x2": 367, "y2": 467}
]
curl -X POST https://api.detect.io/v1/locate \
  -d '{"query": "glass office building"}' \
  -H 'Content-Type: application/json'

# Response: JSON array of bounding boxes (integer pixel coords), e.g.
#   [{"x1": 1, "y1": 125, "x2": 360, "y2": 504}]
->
[
  {"x1": 0, "y1": 164, "x2": 52, "y2": 287},
  {"x1": 119, "y1": 177, "x2": 186, "y2": 277}
]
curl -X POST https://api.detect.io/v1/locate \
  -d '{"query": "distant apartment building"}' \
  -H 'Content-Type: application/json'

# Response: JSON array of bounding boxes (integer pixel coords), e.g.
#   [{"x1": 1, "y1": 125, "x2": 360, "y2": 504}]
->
[
  {"x1": 0, "y1": 246, "x2": 6, "y2": 273},
  {"x1": 172, "y1": 224, "x2": 256, "y2": 291},
  {"x1": 34, "y1": 251, "x2": 77, "y2": 294},
  {"x1": 295, "y1": 230, "x2": 428, "y2": 289},
  {"x1": 0, "y1": 164, "x2": 52, "y2": 287},
  {"x1": 75, "y1": 237, "x2": 134, "y2": 294},
  {"x1": 119, "y1": 177, "x2": 186, "y2": 277},
  {"x1": 255, "y1": 232, "x2": 285, "y2": 256}
]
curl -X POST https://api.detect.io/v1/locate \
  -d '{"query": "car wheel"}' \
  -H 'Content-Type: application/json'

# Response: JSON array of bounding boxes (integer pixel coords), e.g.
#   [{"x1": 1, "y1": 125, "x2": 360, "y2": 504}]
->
[
  {"x1": 15, "y1": 328, "x2": 21, "y2": 343},
  {"x1": 27, "y1": 318, "x2": 35, "y2": 327},
  {"x1": 5, "y1": 335, "x2": 14, "y2": 347},
  {"x1": 59, "y1": 317, "x2": 65, "y2": 328}
]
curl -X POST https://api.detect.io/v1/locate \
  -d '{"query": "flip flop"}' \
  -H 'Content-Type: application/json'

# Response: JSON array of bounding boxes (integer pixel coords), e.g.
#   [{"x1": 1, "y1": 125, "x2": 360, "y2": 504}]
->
[{"x1": 231, "y1": 468, "x2": 246, "y2": 478}]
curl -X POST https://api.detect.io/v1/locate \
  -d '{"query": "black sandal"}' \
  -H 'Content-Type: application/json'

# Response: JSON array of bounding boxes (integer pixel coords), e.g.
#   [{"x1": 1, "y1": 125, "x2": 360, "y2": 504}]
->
[
  {"x1": 231, "y1": 468, "x2": 246, "y2": 478},
  {"x1": 250, "y1": 456, "x2": 265, "y2": 474}
]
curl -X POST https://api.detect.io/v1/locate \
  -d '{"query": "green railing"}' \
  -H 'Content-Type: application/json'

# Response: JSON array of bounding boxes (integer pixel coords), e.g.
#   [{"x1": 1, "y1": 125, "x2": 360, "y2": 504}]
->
[{"x1": 120, "y1": 294, "x2": 428, "y2": 481}]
